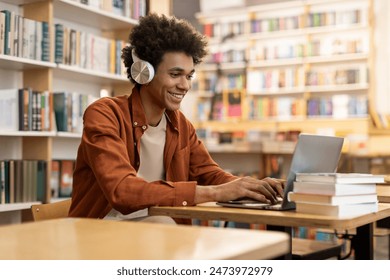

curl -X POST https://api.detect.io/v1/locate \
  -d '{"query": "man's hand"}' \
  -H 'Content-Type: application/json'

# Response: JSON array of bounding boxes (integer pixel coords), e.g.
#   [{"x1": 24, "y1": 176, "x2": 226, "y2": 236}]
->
[{"x1": 195, "y1": 176, "x2": 285, "y2": 205}]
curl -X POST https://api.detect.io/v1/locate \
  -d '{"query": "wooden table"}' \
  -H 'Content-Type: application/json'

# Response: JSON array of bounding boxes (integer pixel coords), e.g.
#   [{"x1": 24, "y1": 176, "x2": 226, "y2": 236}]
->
[
  {"x1": 0, "y1": 218, "x2": 289, "y2": 260},
  {"x1": 150, "y1": 203, "x2": 390, "y2": 260}
]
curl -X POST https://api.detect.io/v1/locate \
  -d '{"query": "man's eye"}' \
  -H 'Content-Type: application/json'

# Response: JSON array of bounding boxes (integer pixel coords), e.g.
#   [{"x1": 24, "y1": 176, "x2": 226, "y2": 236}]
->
[
  {"x1": 188, "y1": 72, "x2": 196, "y2": 80},
  {"x1": 170, "y1": 73, "x2": 180, "y2": 77}
]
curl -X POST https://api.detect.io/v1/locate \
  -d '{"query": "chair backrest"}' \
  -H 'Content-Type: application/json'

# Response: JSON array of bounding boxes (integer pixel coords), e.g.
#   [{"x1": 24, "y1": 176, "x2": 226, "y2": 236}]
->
[{"x1": 31, "y1": 199, "x2": 72, "y2": 221}]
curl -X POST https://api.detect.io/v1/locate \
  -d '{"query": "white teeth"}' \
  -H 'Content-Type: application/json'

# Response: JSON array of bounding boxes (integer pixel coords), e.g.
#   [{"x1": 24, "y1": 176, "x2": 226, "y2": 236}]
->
[{"x1": 170, "y1": 92, "x2": 184, "y2": 99}]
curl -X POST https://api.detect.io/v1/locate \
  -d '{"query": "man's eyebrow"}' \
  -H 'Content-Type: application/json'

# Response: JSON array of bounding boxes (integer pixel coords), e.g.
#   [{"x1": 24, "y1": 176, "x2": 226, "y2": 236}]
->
[{"x1": 169, "y1": 67, "x2": 195, "y2": 73}]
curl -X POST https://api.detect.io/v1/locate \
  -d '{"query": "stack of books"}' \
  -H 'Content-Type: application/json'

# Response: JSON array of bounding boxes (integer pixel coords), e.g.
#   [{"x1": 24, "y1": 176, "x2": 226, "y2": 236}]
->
[{"x1": 288, "y1": 173, "x2": 385, "y2": 217}]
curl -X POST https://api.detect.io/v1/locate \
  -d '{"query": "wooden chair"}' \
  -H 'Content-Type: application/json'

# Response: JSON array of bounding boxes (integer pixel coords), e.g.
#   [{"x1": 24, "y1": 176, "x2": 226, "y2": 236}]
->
[{"x1": 31, "y1": 199, "x2": 72, "y2": 221}]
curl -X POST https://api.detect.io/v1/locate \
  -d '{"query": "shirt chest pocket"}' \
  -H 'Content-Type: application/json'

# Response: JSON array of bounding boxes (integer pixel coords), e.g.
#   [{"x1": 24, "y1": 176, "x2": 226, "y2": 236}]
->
[{"x1": 170, "y1": 146, "x2": 190, "y2": 180}]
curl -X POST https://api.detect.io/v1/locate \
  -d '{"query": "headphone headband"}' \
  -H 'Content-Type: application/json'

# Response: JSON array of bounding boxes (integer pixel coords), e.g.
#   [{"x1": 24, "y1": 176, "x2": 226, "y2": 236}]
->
[{"x1": 131, "y1": 49, "x2": 140, "y2": 63}]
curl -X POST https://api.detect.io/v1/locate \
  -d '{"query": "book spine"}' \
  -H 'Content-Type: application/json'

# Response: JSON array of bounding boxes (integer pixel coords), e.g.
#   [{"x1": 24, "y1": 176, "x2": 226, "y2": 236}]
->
[
  {"x1": 34, "y1": 91, "x2": 42, "y2": 131},
  {"x1": 0, "y1": 161, "x2": 5, "y2": 204},
  {"x1": 50, "y1": 160, "x2": 60, "y2": 199},
  {"x1": 59, "y1": 160, "x2": 75, "y2": 197},
  {"x1": 53, "y1": 92, "x2": 68, "y2": 132},
  {"x1": 55, "y1": 24, "x2": 64, "y2": 64},
  {"x1": 28, "y1": 19, "x2": 37, "y2": 60},
  {"x1": 41, "y1": 21, "x2": 50, "y2": 61},
  {"x1": 4, "y1": 161, "x2": 10, "y2": 204},
  {"x1": 13, "y1": 14, "x2": 19, "y2": 57},
  {"x1": 19, "y1": 88, "x2": 28, "y2": 131},
  {"x1": 31, "y1": 90, "x2": 37, "y2": 131},
  {"x1": 21, "y1": 17, "x2": 29, "y2": 58},
  {"x1": 1, "y1": 10, "x2": 11, "y2": 55},
  {"x1": 17, "y1": 15, "x2": 23, "y2": 57},
  {"x1": 9, "y1": 160, "x2": 14, "y2": 203},
  {"x1": 0, "y1": 12, "x2": 5, "y2": 54},
  {"x1": 36, "y1": 161, "x2": 47, "y2": 202}
]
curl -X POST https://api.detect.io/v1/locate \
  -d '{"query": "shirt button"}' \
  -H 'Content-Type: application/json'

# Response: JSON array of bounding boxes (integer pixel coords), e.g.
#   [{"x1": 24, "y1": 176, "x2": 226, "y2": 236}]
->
[
  {"x1": 142, "y1": 125, "x2": 147, "y2": 130},
  {"x1": 134, "y1": 143, "x2": 137, "y2": 146},
  {"x1": 133, "y1": 121, "x2": 138, "y2": 126},
  {"x1": 182, "y1": 201, "x2": 188, "y2": 206}
]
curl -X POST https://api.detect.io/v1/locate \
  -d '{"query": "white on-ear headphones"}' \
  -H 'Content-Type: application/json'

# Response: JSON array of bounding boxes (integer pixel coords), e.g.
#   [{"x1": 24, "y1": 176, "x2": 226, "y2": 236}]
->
[{"x1": 130, "y1": 49, "x2": 155, "y2": 84}]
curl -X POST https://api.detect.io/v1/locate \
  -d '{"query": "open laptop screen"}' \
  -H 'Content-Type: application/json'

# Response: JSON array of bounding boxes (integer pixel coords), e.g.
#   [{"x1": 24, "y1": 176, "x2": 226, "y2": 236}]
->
[
  {"x1": 217, "y1": 134, "x2": 344, "y2": 210},
  {"x1": 281, "y1": 134, "x2": 344, "y2": 209}
]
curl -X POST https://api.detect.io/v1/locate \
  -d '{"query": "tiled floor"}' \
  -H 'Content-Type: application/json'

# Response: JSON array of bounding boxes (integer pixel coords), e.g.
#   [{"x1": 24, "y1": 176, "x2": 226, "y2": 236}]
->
[{"x1": 374, "y1": 235, "x2": 389, "y2": 260}]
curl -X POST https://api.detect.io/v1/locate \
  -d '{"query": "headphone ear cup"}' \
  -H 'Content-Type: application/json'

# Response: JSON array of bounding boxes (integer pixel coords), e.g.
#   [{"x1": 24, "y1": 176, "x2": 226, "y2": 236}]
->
[{"x1": 130, "y1": 60, "x2": 155, "y2": 84}]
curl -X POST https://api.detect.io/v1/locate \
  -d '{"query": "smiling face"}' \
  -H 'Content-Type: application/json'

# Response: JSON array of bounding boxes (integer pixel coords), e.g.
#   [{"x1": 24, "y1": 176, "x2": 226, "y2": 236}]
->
[{"x1": 140, "y1": 52, "x2": 195, "y2": 126}]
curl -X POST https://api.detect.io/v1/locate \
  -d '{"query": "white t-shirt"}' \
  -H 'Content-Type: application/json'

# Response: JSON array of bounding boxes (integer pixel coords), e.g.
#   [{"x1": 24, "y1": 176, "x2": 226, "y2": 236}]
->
[
  {"x1": 105, "y1": 115, "x2": 167, "y2": 220},
  {"x1": 137, "y1": 114, "x2": 166, "y2": 181}
]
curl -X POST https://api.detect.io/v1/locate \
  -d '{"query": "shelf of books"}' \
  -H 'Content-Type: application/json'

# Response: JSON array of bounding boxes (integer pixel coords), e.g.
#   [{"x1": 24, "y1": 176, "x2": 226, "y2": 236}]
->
[
  {"x1": 0, "y1": 0, "x2": 169, "y2": 218},
  {"x1": 194, "y1": 0, "x2": 374, "y2": 153},
  {"x1": 54, "y1": 0, "x2": 140, "y2": 30}
]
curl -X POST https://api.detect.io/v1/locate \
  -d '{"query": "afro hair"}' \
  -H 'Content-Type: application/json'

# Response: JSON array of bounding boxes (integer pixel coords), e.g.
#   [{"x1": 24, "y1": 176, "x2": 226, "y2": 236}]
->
[{"x1": 122, "y1": 13, "x2": 208, "y2": 84}]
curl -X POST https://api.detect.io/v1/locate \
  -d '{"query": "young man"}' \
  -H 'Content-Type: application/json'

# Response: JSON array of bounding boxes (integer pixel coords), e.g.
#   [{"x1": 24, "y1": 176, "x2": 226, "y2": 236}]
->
[{"x1": 69, "y1": 13, "x2": 283, "y2": 223}]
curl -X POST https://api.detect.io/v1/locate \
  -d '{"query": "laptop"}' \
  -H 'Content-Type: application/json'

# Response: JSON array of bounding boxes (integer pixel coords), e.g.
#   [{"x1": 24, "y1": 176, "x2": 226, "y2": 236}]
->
[{"x1": 216, "y1": 133, "x2": 344, "y2": 211}]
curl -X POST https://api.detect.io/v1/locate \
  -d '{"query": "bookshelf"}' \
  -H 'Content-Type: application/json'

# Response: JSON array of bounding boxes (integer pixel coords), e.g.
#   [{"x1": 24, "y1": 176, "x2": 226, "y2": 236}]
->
[
  {"x1": 194, "y1": 0, "x2": 375, "y2": 146},
  {"x1": 0, "y1": 0, "x2": 171, "y2": 222},
  {"x1": 192, "y1": 0, "x2": 387, "y2": 243}
]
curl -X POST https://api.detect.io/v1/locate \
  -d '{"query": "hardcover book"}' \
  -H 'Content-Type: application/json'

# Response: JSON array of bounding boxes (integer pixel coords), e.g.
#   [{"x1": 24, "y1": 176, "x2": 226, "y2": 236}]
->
[
  {"x1": 52, "y1": 92, "x2": 69, "y2": 132},
  {"x1": 295, "y1": 173, "x2": 385, "y2": 184},
  {"x1": 0, "y1": 161, "x2": 5, "y2": 204},
  {"x1": 295, "y1": 201, "x2": 378, "y2": 217},
  {"x1": 50, "y1": 160, "x2": 60, "y2": 198},
  {"x1": 0, "y1": 10, "x2": 11, "y2": 55},
  {"x1": 54, "y1": 23, "x2": 64, "y2": 64},
  {"x1": 36, "y1": 160, "x2": 47, "y2": 202},
  {"x1": 59, "y1": 160, "x2": 74, "y2": 197},
  {"x1": 288, "y1": 192, "x2": 377, "y2": 205},
  {"x1": 0, "y1": 88, "x2": 18, "y2": 131},
  {"x1": 0, "y1": 12, "x2": 5, "y2": 55},
  {"x1": 18, "y1": 87, "x2": 33, "y2": 131},
  {"x1": 41, "y1": 21, "x2": 50, "y2": 61},
  {"x1": 292, "y1": 181, "x2": 377, "y2": 196}
]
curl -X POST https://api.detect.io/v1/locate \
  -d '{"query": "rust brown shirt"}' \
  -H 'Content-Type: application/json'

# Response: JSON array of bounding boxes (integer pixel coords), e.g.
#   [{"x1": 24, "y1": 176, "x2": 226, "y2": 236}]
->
[{"x1": 69, "y1": 87, "x2": 236, "y2": 219}]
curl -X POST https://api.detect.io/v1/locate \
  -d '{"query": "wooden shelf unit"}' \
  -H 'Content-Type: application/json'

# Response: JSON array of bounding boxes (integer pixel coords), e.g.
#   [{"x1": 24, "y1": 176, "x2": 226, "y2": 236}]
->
[
  {"x1": 195, "y1": 0, "x2": 374, "y2": 136},
  {"x1": 0, "y1": 0, "x2": 171, "y2": 217}
]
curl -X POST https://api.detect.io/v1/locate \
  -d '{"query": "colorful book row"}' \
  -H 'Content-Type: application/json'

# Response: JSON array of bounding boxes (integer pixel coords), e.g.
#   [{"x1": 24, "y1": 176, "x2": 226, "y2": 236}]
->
[
  {"x1": 0, "y1": 10, "x2": 50, "y2": 60},
  {"x1": 248, "y1": 96, "x2": 304, "y2": 120},
  {"x1": 199, "y1": 94, "x2": 367, "y2": 121},
  {"x1": 307, "y1": 95, "x2": 368, "y2": 118},
  {"x1": 50, "y1": 160, "x2": 75, "y2": 199},
  {"x1": 75, "y1": 0, "x2": 148, "y2": 20},
  {"x1": 0, "y1": 159, "x2": 76, "y2": 204},
  {"x1": 0, "y1": 160, "x2": 47, "y2": 204},
  {"x1": 53, "y1": 91, "x2": 98, "y2": 133},
  {"x1": 248, "y1": 38, "x2": 366, "y2": 61},
  {"x1": 250, "y1": 15, "x2": 303, "y2": 34},
  {"x1": 203, "y1": 21, "x2": 245, "y2": 39},
  {"x1": 0, "y1": 88, "x2": 97, "y2": 133},
  {"x1": 54, "y1": 24, "x2": 126, "y2": 75},
  {"x1": 247, "y1": 68, "x2": 304, "y2": 93}
]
